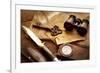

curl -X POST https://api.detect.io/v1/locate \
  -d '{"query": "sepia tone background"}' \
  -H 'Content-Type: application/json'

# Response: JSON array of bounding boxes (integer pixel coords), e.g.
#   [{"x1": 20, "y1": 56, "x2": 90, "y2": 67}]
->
[{"x1": 21, "y1": 10, "x2": 90, "y2": 63}]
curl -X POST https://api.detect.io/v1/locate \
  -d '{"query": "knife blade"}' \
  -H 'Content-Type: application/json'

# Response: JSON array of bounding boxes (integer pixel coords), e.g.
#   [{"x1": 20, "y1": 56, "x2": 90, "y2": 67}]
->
[{"x1": 22, "y1": 26, "x2": 59, "y2": 61}]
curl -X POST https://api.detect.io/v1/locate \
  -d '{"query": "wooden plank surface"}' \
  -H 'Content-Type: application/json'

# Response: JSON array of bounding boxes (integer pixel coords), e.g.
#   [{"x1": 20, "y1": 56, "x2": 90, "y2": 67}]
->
[{"x1": 21, "y1": 10, "x2": 90, "y2": 61}]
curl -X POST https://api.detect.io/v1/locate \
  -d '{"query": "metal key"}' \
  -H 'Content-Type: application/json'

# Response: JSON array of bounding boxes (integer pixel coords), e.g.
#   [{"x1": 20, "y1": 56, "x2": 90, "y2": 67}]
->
[{"x1": 32, "y1": 22, "x2": 62, "y2": 36}]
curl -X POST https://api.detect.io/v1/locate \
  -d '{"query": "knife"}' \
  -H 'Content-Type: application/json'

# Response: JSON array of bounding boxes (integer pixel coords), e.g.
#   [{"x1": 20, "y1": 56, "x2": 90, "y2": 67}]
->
[{"x1": 22, "y1": 26, "x2": 59, "y2": 61}]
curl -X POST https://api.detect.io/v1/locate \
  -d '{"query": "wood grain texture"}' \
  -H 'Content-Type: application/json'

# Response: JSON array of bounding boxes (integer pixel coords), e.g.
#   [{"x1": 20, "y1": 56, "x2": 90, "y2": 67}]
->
[{"x1": 21, "y1": 10, "x2": 90, "y2": 62}]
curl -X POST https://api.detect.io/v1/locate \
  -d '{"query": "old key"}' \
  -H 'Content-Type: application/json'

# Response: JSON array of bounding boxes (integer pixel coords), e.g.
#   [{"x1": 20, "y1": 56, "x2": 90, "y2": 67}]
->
[{"x1": 32, "y1": 22, "x2": 62, "y2": 36}]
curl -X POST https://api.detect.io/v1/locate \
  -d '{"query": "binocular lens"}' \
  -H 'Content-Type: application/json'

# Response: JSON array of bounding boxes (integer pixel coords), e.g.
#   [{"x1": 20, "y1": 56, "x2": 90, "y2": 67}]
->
[
  {"x1": 64, "y1": 22, "x2": 74, "y2": 31},
  {"x1": 64, "y1": 21, "x2": 87, "y2": 36},
  {"x1": 77, "y1": 27, "x2": 87, "y2": 36}
]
